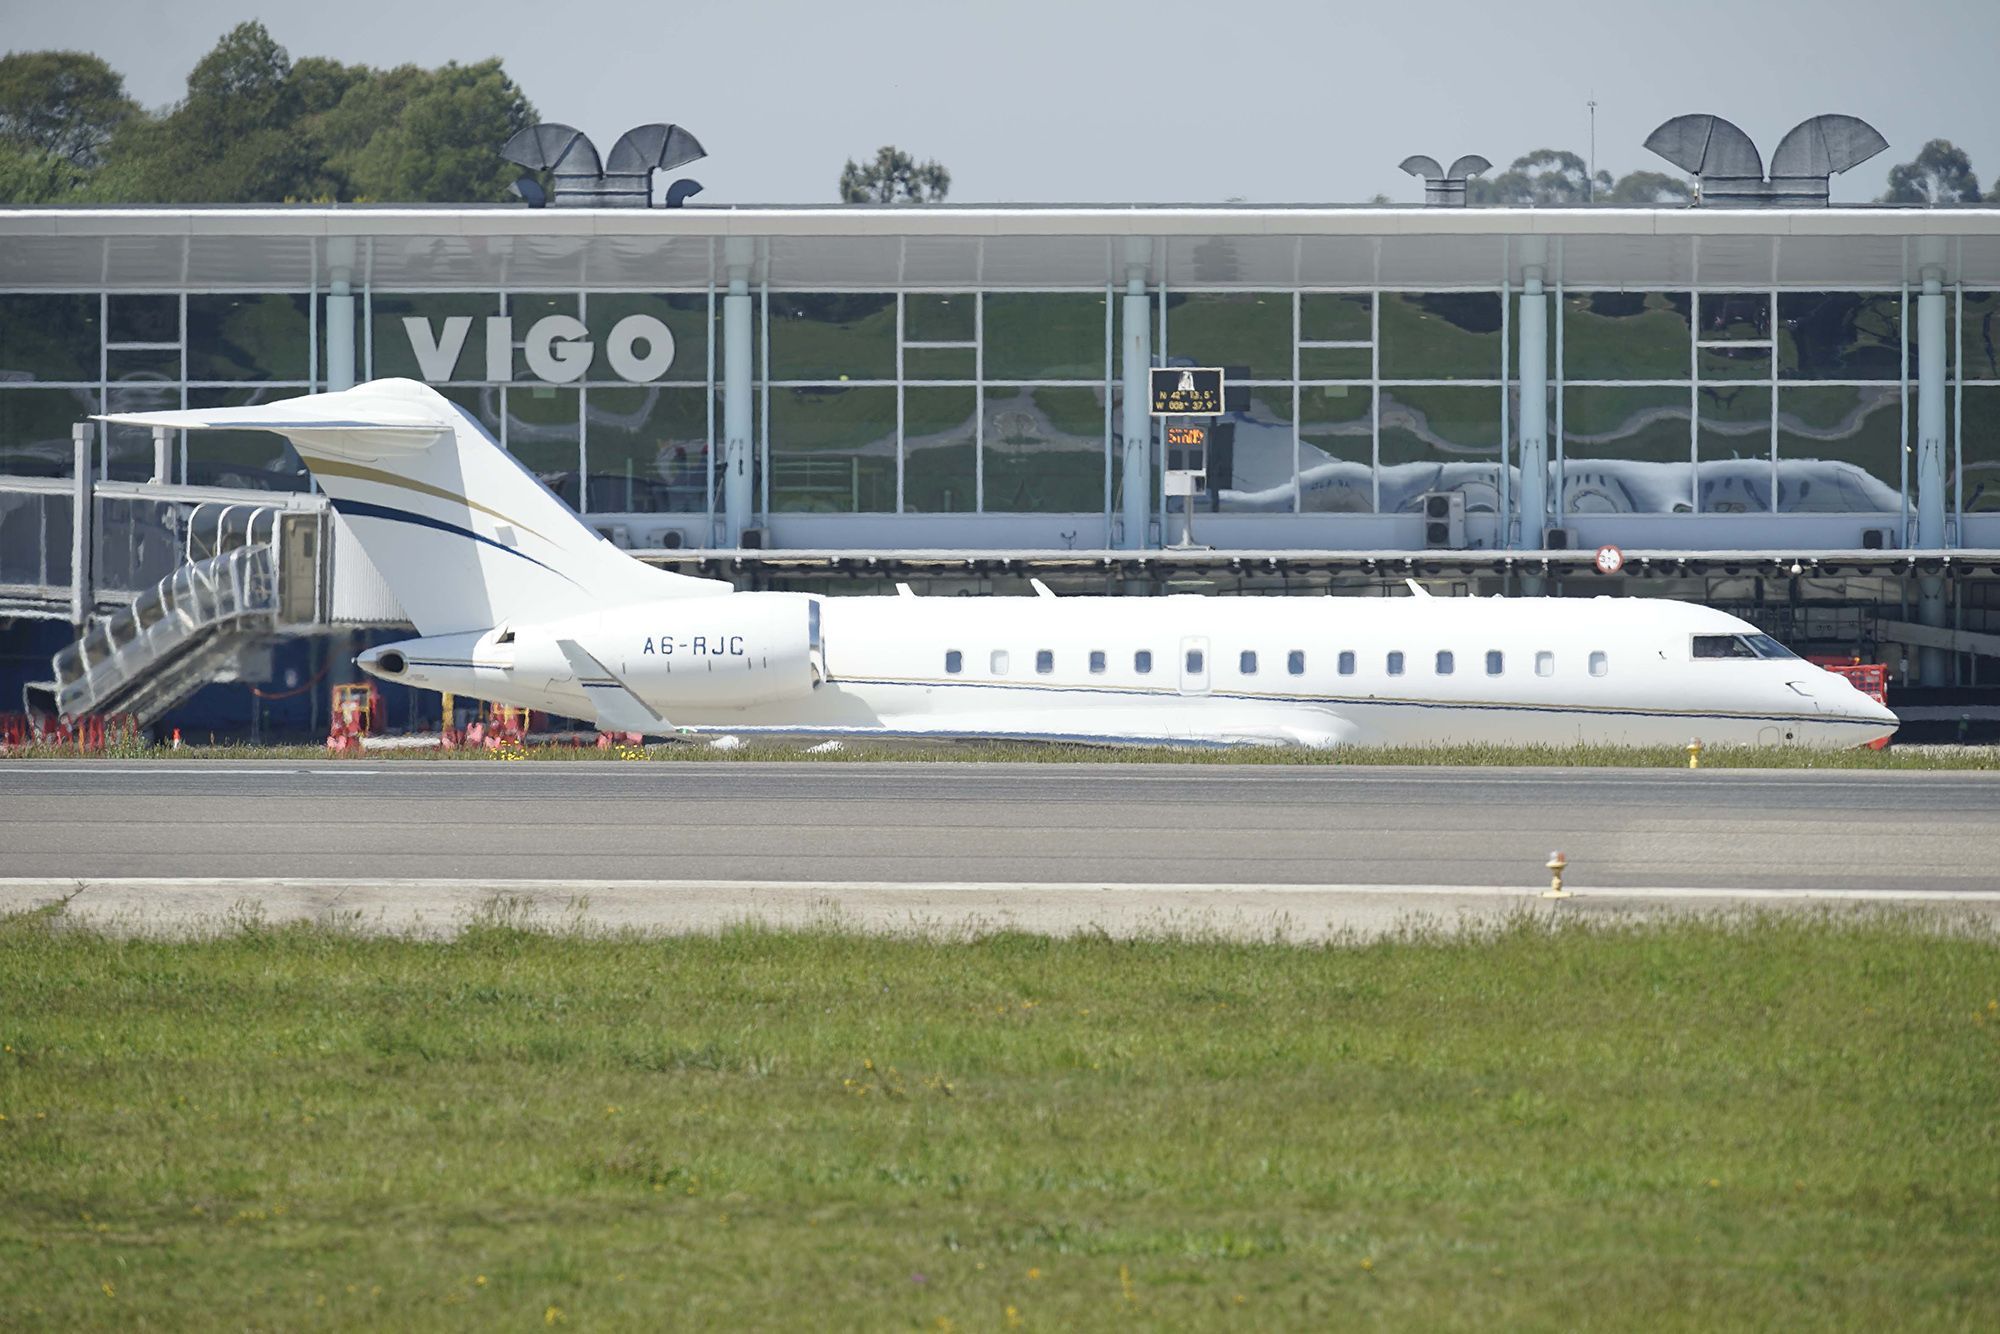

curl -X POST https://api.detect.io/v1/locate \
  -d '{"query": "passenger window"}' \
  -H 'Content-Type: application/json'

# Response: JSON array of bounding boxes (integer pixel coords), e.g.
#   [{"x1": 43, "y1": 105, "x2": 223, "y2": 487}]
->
[
  {"x1": 991, "y1": 649, "x2": 1010, "y2": 675},
  {"x1": 1287, "y1": 650, "x2": 1305, "y2": 675},
  {"x1": 1535, "y1": 651, "x2": 1554, "y2": 677},
  {"x1": 1035, "y1": 649, "x2": 1054, "y2": 674},
  {"x1": 1436, "y1": 650, "x2": 1454, "y2": 675},
  {"x1": 1240, "y1": 650, "x2": 1257, "y2": 675},
  {"x1": 945, "y1": 650, "x2": 962, "y2": 674},
  {"x1": 1134, "y1": 650, "x2": 1152, "y2": 674},
  {"x1": 1089, "y1": 650, "x2": 1106, "y2": 674},
  {"x1": 1387, "y1": 651, "x2": 1404, "y2": 676},
  {"x1": 1337, "y1": 651, "x2": 1355, "y2": 675},
  {"x1": 1589, "y1": 650, "x2": 1608, "y2": 677},
  {"x1": 1485, "y1": 650, "x2": 1503, "y2": 676},
  {"x1": 1186, "y1": 648, "x2": 1205, "y2": 673}
]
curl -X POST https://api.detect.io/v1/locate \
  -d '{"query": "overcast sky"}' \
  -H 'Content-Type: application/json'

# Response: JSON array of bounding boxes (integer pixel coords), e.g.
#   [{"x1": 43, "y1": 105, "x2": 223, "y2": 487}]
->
[{"x1": 9, "y1": 0, "x2": 1996, "y2": 205}]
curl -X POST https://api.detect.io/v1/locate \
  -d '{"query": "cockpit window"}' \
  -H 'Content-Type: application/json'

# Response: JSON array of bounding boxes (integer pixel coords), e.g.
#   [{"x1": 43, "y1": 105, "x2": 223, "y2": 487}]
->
[{"x1": 1692, "y1": 633, "x2": 1798, "y2": 661}]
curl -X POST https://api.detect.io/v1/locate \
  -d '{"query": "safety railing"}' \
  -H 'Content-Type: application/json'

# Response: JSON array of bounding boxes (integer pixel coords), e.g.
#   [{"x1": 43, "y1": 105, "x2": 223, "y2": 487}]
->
[{"x1": 51, "y1": 531, "x2": 281, "y2": 722}]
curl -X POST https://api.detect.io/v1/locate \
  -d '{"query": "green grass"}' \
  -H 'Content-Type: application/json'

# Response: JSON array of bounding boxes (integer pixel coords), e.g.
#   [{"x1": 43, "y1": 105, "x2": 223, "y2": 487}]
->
[
  {"x1": 2, "y1": 913, "x2": 1995, "y2": 1329},
  {"x1": 5, "y1": 738, "x2": 1996, "y2": 769}
]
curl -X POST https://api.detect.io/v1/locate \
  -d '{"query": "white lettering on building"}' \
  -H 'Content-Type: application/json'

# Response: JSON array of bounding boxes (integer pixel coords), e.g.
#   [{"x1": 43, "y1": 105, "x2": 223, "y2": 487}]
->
[{"x1": 402, "y1": 313, "x2": 677, "y2": 383}]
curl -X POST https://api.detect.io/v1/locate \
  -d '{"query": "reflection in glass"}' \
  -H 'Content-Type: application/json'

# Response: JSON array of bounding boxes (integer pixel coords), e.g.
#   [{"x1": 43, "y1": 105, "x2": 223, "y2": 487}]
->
[
  {"x1": 769, "y1": 293, "x2": 895, "y2": 381},
  {"x1": 1297, "y1": 347, "x2": 1370, "y2": 379},
  {"x1": 1166, "y1": 293, "x2": 1291, "y2": 381},
  {"x1": 583, "y1": 386, "x2": 710, "y2": 514},
  {"x1": 1300, "y1": 293, "x2": 1370, "y2": 342},
  {"x1": 1777, "y1": 293, "x2": 1900, "y2": 380},
  {"x1": 902, "y1": 386, "x2": 976, "y2": 512},
  {"x1": 1562, "y1": 292, "x2": 1690, "y2": 380},
  {"x1": 187, "y1": 294, "x2": 311, "y2": 381},
  {"x1": 1698, "y1": 292, "x2": 1771, "y2": 341},
  {"x1": 1296, "y1": 386, "x2": 1373, "y2": 514},
  {"x1": 1961, "y1": 292, "x2": 1998, "y2": 381},
  {"x1": 1379, "y1": 293, "x2": 1502, "y2": 380},
  {"x1": 108, "y1": 294, "x2": 176, "y2": 345},
  {"x1": 503, "y1": 386, "x2": 581, "y2": 498},
  {"x1": 0, "y1": 386, "x2": 97, "y2": 477},
  {"x1": 107, "y1": 348, "x2": 179, "y2": 383},
  {"x1": 185, "y1": 386, "x2": 309, "y2": 491},
  {"x1": 1696, "y1": 385, "x2": 1772, "y2": 513},
  {"x1": 436, "y1": 386, "x2": 504, "y2": 442},
  {"x1": 0, "y1": 295, "x2": 99, "y2": 381},
  {"x1": 1696, "y1": 345, "x2": 1771, "y2": 380},
  {"x1": 983, "y1": 386, "x2": 1106, "y2": 512},
  {"x1": 1961, "y1": 386, "x2": 2000, "y2": 512},
  {"x1": 982, "y1": 293, "x2": 1106, "y2": 380},
  {"x1": 585, "y1": 293, "x2": 707, "y2": 382},
  {"x1": 371, "y1": 293, "x2": 495, "y2": 381},
  {"x1": 1198, "y1": 387, "x2": 1293, "y2": 514},
  {"x1": 769, "y1": 386, "x2": 896, "y2": 513},
  {"x1": 904, "y1": 293, "x2": 976, "y2": 343},
  {"x1": 1774, "y1": 386, "x2": 1902, "y2": 512},
  {"x1": 1560, "y1": 386, "x2": 1692, "y2": 514},
  {"x1": 903, "y1": 346, "x2": 976, "y2": 380},
  {"x1": 1378, "y1": 385, "x2": 1501, "y2": 514},
  {"x1": 102, "y1": 384, "x2": 175, "y2": 482}
]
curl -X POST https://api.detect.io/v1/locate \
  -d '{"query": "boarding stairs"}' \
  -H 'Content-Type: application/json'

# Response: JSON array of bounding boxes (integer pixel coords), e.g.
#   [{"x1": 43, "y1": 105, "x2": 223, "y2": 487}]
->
[{"x1": 27, "y1": 501, "x2": 325, "y2": 728}]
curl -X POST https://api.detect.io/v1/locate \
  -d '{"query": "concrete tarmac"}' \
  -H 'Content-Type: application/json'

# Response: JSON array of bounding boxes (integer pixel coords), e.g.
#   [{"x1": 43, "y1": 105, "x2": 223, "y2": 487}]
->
[{"x1": 3, "y1": 759, "x2": 1998, "y2": 889}]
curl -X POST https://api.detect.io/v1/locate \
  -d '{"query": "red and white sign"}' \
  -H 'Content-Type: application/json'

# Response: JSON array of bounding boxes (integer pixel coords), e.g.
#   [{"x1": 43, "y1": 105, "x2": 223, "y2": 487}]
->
[{"x1": 1593, "y1": 544, "x2": 1625, "y2": 575}]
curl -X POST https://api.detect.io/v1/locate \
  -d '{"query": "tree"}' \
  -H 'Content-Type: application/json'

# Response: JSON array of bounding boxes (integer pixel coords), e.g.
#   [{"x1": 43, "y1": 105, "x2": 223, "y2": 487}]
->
[
  {"x1": 0, "y1": 51, "x2": 135, "y2": 170},
  {"x1": 1466, "y1": 149, "x2": 1606, "y2": 206},
  {"x1": 324, "y1": 60, "x2": 536, "y2": 203},
  {"x1": 839, "y1": 146, "x2": 950, "y2": 203},
  {"x1": 1880, "y1": 139, "x2": 1981, "y2": 204},
  {"x1": 1603, "y1": 170, "x2": 1691, "y2": 205}
]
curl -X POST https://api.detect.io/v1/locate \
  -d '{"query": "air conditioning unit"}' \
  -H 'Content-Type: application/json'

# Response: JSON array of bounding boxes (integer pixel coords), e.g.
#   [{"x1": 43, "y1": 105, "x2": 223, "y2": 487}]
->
[
  {"x1": 1860, "y1": 527, "x2": 1895, "y2": 550},
  {"x1": 655, "y1": 528, "x2": 686, "y2": 550},
  {"x1": 1420, "y1": 491, "x2": 1466, "y2": 549},
  {"x1": 740, "y1": 527, "x2": 766, "y2": 551},
  {"x1": 1544, "y1": 526, "x2": 1578, "y2": 551},
  {"x1": 592, "y1": 524, "x2": 631, "y2": 549}
]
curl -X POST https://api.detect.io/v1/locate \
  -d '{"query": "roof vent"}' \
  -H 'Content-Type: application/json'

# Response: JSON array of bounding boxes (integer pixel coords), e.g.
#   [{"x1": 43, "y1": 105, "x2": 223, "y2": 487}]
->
[
  {"x1": 1398, "y1": 154, "x2": 1491, "y2": 207},
  {"x1": 1642, "y1": 114, "x2": 1886, "y2": 207},
  {"x1": 501, "y1": 122, "x2": 707, "y2": 208}
]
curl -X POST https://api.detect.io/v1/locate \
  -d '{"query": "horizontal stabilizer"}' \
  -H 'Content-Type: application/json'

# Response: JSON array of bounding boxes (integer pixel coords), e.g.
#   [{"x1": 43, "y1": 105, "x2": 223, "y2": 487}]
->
[
  {"x1": 556, "y1": 639, "x2": 667, "y2": 735},
  {"x1": 95, "y1": 381, "x2": 452, "y2": 457}
]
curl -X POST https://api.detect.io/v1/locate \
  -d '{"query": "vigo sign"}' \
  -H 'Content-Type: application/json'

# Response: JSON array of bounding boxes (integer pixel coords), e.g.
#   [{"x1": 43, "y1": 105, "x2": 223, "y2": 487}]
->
[{"x1": 402, "y1": 314, "x2": 675, "y2": 384}]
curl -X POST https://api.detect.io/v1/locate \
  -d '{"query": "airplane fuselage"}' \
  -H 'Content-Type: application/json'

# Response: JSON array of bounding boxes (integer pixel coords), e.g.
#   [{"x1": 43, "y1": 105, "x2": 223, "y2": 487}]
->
[{"x1": 361, "y1": 591, "x2": 1898, "y2": 749}]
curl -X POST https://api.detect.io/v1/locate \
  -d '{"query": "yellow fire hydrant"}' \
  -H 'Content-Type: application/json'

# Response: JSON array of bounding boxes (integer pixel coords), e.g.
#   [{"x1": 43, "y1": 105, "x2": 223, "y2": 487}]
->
[
  {"x1": 1686, "y1": 738, "x2": 1703, "y2": 769},
  {"x1": 1542, "y1": 850, "x2": 1570, "y2": 899}
]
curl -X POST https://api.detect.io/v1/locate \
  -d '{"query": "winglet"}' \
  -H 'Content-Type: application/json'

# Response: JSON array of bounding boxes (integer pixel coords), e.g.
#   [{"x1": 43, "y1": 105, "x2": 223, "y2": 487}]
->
[{"x1": 1405, "y1": 578, "x2": 1432, "y2": 598}]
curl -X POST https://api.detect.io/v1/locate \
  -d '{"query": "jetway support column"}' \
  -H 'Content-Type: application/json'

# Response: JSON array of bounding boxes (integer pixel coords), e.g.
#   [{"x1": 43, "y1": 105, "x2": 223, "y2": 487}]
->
[
  {"x1": 722, "y1": 238, "x2": 755, "y2": 549},
  {"x1": 1515, "y1": 266, "x2": 1548, "y2": 550},
  {"x1": 1118, "y1": 239, "x2": 1152, "y2": 550},
  {"x1": 1916, "y1": 265, "x2": 1949, "y2": 684},
  {"x1": 70, "y1": 422, "x2": 92, "y2": 627}
]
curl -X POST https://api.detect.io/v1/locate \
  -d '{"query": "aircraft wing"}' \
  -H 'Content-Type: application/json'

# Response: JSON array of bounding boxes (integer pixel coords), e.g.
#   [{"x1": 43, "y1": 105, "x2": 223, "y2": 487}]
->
[{"x1": 671, "y1": 702, "x2": 1355, "y2": 750}]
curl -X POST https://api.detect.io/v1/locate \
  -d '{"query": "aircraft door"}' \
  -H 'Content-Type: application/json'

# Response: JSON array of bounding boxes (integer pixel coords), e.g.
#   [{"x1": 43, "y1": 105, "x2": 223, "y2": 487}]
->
[{"x1": 1179, "y1": 636, "x2": 1211, "y2": 696}]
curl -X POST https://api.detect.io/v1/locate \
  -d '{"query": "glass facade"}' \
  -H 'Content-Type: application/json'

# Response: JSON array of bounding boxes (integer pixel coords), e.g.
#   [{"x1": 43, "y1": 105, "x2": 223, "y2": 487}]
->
[{"x1": 1, "y1": 282, "x2": 1994, "y2": 532}]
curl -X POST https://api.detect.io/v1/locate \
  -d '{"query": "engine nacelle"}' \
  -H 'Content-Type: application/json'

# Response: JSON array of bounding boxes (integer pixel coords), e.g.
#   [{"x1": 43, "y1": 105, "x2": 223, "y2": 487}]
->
[{"x1": 539, "y1": 593, "x2": 820, "y2": 712}]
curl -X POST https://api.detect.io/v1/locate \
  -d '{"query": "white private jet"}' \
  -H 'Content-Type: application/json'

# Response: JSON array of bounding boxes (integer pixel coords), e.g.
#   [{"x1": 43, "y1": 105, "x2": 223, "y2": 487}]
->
[{"x1": 102, "y1": 379, "x2": 1897, "y2": 749}]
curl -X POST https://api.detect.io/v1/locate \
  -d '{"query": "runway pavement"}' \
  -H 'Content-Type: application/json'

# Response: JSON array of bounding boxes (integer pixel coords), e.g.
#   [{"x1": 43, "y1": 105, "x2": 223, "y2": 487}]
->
[{"x1": 3, "y1": 759, "x2": 1998, "y2": 888}]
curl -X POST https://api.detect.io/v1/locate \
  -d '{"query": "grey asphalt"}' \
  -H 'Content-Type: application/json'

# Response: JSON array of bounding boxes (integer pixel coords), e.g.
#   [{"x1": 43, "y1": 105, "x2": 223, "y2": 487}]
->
[{"x1": 2, "y1": 759, "x2": 1997, "y2": 892}]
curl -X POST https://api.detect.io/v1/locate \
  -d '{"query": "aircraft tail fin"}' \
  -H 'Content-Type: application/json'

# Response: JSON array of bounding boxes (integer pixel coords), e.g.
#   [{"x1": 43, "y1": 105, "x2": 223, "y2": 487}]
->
[{"x1": 98, "y1": 378, "x2": 728, "y2": 635}]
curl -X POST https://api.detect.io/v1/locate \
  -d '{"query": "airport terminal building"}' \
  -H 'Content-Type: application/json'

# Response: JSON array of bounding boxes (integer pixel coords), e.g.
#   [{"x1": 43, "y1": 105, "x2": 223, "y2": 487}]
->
[{"x1": 3, "y1": 189, "x2": 1999, "y2": 733}]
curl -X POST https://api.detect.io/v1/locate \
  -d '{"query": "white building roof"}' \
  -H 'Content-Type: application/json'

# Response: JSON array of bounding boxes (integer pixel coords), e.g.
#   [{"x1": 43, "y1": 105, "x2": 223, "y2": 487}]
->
[{"x1": 1, "y1": 205, "x2": 1997, "y2": 290}]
